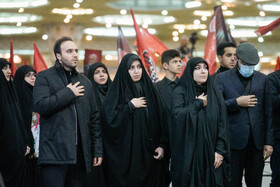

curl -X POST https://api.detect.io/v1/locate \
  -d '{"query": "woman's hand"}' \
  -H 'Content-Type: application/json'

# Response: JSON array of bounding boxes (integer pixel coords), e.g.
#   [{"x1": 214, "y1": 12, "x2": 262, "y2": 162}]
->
[
  {"x1": 214, "y1": 152, "x2": 224, "y2": 169},
  {"x1": 196, "y1": 93, "x2": 207, "y2": 107},
  {"x1": 131, "y1": 97, "x2": 147, "y2": 108},
  {"x1": 154, "y1": 147, "x2": 164, "y2": 160},
  {"x1": 25, "y1": 146, "x2": 30, "y2": 156}
]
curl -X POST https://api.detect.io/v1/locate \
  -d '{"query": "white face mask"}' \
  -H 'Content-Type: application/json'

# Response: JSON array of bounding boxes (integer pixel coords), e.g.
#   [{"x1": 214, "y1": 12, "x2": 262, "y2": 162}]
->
[{"x1": 239, "y1": 64, "x2": 255, "y2": 77}]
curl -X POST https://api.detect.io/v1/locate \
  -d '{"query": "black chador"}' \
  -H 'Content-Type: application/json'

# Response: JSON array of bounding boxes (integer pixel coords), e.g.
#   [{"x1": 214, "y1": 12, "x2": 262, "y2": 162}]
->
[
  {"x1": 0, "y1": 59, "x2": 29, "y2": 186},
  {"x1": 14, "y1": 65, "x2": 39, "y2": 187},
  {"x1": 171, "y1": 57, "x2": 231, "y2": 187},
  {"x1": 100, "y1": 54, "x2": 170, "y2": 186}
]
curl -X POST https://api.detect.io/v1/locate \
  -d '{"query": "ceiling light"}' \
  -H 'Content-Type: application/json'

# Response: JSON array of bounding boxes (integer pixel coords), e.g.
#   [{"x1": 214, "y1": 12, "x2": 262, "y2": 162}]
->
[
  {"x1": 178, "y1": 28, "x2": 184, "y2": 33},
  {"x1": 258, "y1": 51, "x2": 264, "y2": 57},
  {"x1": 106, "y1": 23, "x2": 112, "y2": 28},
  {"x1": 105, "y1": 55, "x2": 113, "y2": 61},
  {"x1": 0, "y1": 13, "x2": 42, "y2": 23},
  {"x1": 161, "y1": 10, "x2": 168, "y2": 15},
  {"x1": 172, "y1": 31, "x2": 178, "y2": 36},
  {"x1": 0, "y1": 26, "x2": 37, "y2": 35},
  {"x1": 258, "y1": 3, "x2": 280, "y2": 12},
  {"x1": 245, "y1": 2, "x2": 251, "y2": 6},
  {"x1": 185, "y1": 1, "x2": 201, "y2": 8},
  {"x1": 85, "y1": 35, "x2": 92, "y2": 41},
  {"x1": 202, "y1": 16, "x2": 208, "y2": 21},
  {"x1": 258, "y1": 37, "x2": 264, "y2": 42},
  {"x1": 64, "y1": 18, "x2": 70, "y2": 23},
  {"x1": 18, "y1": 8, "x2": 24, "y2": 13},
  {"x1": 221, "y1": 5, "x2": 228, "y2": 10},
  {"x1": 142, "y1": 23, "x2": 148, "y2": 28},
  {"x1": 42, "y1": 34, "x2": 48, "y2": 40},
  {"x1": 259, "y1": 11, "x2": 265, "y2": 17},
  {"x1": 223, "y1": 10, "x2": 234, "y2": 16},
  {"x1": 194, "y1": 10, "x2": 212, "y2": 17},
  {"x1": 73, "y1": 3, "x2": 80, "y2": 8},
  {"x1": 229, "y1": 24, "x2": 235, "y2": 29},
  {"x1": 76, "y1": 0, "x2": 83, "y2": 3},
  {"x1": 120, "y1": 9, "x2": 127, "y2": 15},
  {"x1": 221, "y1": 0, "x2": 234, "y2": 3},
  {"x1": 173, "y1": 36, "x2": 179, "y2": 42},
  {"x1": 84, "y1": 27, "x2": 156, "y2": 37},
  {"x1": 174, "y1": 24, "x2": 207, "y2": 30},
  {"x1": 200, "y1": 29, "x2": 272, "y2": 38},
  {"x1": 66, "y1": 14, "x2": 72, "y2": 19},
  {"x1": 93, "y1": 15, "x2": 176, "y2": 26},
  {"x1": 52, "y1": 8, "x2": 94, "y2": 15},
  {"x1": 226, "y1": 16, "x2": 278, "y2": 27},
  {"x1": 194, "y1": 19, "x2": 200, "y2": 25},
  {"x1": 16, "y1": 22, "x2": 22, "y2": 26},
  {"x1": 0, "y1": 0, "x2": 48, "y2": 9}
]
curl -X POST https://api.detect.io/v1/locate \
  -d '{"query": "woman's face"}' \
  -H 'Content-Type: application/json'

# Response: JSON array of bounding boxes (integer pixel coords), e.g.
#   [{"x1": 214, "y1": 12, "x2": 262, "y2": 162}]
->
[
  {"x1": 24, "y1": 71, "x2": 36, "y2": 86},
  {"x1": 128, "y1": 60, "x2": 142, "y2": 82},
  {"x1": 93, "y1": 67, "x2": 108, "y2": 85},
  {"x1": 193, "y1": 62, "x2": 208, "y2": 85},
  {"x1": 2, "y1": 64, "x2": 11, "y2": 81}
]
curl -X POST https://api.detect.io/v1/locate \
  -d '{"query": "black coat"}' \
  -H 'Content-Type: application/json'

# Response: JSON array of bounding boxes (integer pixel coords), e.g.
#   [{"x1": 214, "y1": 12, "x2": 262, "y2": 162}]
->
[
  {"x1": 268, "y1": 70, "x2": 280, "y2": 141},
  {"x1": 33, "y1": 60, "x2": 102, "y2": 173},
  {"x1": 215, "y1": 67, "x2": 273, "y2": 150}
]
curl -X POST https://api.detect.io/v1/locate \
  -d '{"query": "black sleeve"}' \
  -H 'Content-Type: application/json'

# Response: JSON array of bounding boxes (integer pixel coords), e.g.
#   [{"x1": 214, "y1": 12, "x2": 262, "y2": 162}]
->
[
  {"x1": 33, "y1": 73, "x2": 76, "y2": 116},
  {"x1": 268, "y1": 74, "x2": 280, "y2": 110},
  {"x1": 264, "y1": 77, "x2": 274, "y2": 146}
]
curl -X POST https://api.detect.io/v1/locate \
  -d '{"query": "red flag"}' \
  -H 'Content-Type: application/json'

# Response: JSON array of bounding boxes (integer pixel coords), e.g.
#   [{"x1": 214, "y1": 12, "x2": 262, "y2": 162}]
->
[
  {"x1": 9, "y1": 40, "x2": 17, "y2": 76},
  {"x1": 131, "y1": 9, "x2": 158, "y2": 82},
  {"x1": 178, "y1": 57, "x2": 188, "y2": 78},
  {"x1": 204, "y1": 10, "x2": 217, "y2": 75},
  {"x1": 255, "y1": 17, "x2": 280, "y2": 36},
  {"x1": 275, "y1": 57, "x2": 280, "y2": 71},
  {"x1": 117, "y1": 25, "x2": 131, "y2": 64},
  {"x1": 33, "y1": 42, "x2": 48, "y2": 73}
]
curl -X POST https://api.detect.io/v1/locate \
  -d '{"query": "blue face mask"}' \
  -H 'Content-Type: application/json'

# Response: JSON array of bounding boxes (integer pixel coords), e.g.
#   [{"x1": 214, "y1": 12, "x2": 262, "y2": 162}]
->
[{"x1": 239, "y1": 64, "x2": 255, "y2": 77}]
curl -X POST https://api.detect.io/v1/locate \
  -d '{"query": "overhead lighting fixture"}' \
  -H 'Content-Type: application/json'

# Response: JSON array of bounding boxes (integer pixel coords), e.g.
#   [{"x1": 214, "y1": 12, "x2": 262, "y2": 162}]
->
[
  {"x1": 73, "y1": 3, "x2": 80, "y2": 8},
  {"x1": 258, "y1": 37, "x2": 264, "y2": 43},
  {"x1": 194, "y1": 10, "x2": 212, "y2": 17},
  {"x1": 194, "y1": 19, "x2": 200, "y2": 25},
  {"x1": 174, "y1": 24, "x2": 207, "y2": 30},
  {"x1": 221, "y1": 5, "x2": 228, "y2": 10},
  {"x1": 120, "y1": 9, "x2": 127, "y2": 15},
  {"x1": 221, "y1": 0, "x2": 234, "y2": 3},
  {"x1": 18, "y1": 8, "x2": 24, "y2": 13},
  {"x1": 93, "y1": 15, "x2": 176, "y2": 26},
  {"x1": 42, "y1": 34, "x2": 48, "y2": 40},
  {"x1": 226, "y1": 16, "x2": 278, "y2": 27},
  {"x1": 258, "y1": 51, "x2": 264, "y2": 57},
  {"x1": 64, "y1": 18, "x2": 70, "y2": 23},
  {"x1": 142, "y1": 23, "x2": 148, "y2": 28},
  {"x1": 223, "y1": 10, "x2": 234, "y2": 16},
  {"x1": 258, "y1": 3, "x2": 280, "y2": 12},
  {"x1": 84, "y1": 27, "x2": 156, "y2": 37},
  {"x1": 85, "y1": 35, "x2": 92, "y2": 41},
  {"x1": 0, "y1": 26, "x2": 37, "y2": 35},
  {"x1": 52, "y1": 8, "x2": 94, "y2": 15},
  {"x1": 200, "y1": 29, "x2": 272, "y2": 38},
  {"x1": 185, "y1": 1, "x2": 201, "y2": 8},
  {"x1": 259, "y1": 11, "x2": 265, "y2": 17},
  {"x1": 66, "y1": 14, "x2": 73, "y2": 19},
  {"x1": 16, "y1": 21, "x2": 22, "y2": 26},
  {"x1": 106, "y1": 23, "x2": 112, "y2": 28},
  {"x1": 201, "y1": 16, "x2": 207, "y2": 21},
  {"x1": 173, "y1": 36, "x2": 179, "y2": 42},
  {"x1": 76, "y1": 0, "x2": 83, "y2": 3},
  {"x1": 178, "y1": 28, "x2": 184, "y2": 33},
  {"x1": 229, "y1": 24, "x2": 235, "y2": 29},
  {"x1": 0, "y1": 13, "x2": 42, "y2": 23},
  {"x1": 0, "y1": 0, "x2": 48, "y2": 8},
  {"x1": 161, "y1": 10, "x2": 168, "y2": 15},
  {"x1": 172, "y1": 31, "x2": 178, "y2": 36}
]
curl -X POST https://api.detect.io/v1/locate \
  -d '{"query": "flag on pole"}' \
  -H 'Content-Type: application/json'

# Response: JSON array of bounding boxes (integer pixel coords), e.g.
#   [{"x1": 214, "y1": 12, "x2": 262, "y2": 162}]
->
[
  {"x1": 275, "y1": 57, "x2": 280, "y2": 71},
  {"x1": 255, "y1": 17, "x2": 280, "y2": 36},
  {"x1": 9, "y1": 40, "x2": 17, "y2": 76},
  {"x1": 117, "y1": 25, "x2": 131, "y2": 64},
  {"x1": 131, "y1": 9, "x2": 158, "y2": 82},
  {"x1": 33, "y1": 42, "x2": 48, "y2": 73}
]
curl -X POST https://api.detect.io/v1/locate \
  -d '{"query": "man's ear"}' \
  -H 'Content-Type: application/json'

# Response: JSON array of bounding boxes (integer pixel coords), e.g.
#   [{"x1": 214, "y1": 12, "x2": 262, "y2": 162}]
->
[
  {"x1": 162, "y1": 62, "x2": 169, "y2": 70},
  {"x1": 217, "y1": 55, "x2": 223, "y2": 63},
  {"x1": 56, "y1": 53, "x2": 61, "y2": 61}
]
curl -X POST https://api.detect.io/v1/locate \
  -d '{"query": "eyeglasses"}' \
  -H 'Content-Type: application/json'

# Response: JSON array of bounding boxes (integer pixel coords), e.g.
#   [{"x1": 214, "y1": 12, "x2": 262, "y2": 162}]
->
[{"x1": 25, "y1": 72, "x2": 37, "y2": 78}]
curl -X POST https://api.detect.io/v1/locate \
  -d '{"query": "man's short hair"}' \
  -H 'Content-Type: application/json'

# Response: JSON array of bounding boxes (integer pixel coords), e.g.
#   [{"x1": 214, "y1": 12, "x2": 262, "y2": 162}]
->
[
  {"x1": 217, "y1": 42, "x2": 236, "y2": 56},
  {"x1": 53, "y1": 36, "x2": 73, "y2": 59},
  {"x1": 161, "y1": 49, "x2": 180, "y2": 65}
]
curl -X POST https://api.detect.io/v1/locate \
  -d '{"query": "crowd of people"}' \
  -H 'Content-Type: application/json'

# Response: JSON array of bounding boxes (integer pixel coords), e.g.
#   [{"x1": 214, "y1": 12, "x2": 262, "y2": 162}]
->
[{"x1": 0, "y1": 36, "x2": 279, "y2": 187}]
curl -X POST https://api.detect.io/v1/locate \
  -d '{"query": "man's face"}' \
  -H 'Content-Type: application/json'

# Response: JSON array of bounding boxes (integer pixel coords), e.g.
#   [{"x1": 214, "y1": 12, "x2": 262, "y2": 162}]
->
[
  {"x1": 181, "y1": 37, "x2": 189, "y2": 47},
  {"x1": 218, "y1": 47, "x2": 237, "y2": 69},
  {"x1": 56, "y1": 41, "x2": 79, "y2": 71},
  {"x1": 163, "y1": 57, "x2": 182, "y2": 74}
]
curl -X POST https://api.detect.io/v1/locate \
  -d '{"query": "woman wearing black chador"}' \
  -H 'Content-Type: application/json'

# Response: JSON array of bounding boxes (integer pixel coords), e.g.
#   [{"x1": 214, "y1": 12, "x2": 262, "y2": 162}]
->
[
  {"x1": 14, "y1": 65, "x2": 39, "y2": 187},
  {"x1": 0, "y1": 58, "x2": 30, "y2": 187},
  {"x1": 171, "y1": 57, "x2": 231, "y2": 187},
  {"x1": 100, "y1": 53, "x2": 170, "y2": 187},
  {"x1": 86, "y1": 62, "x2": 112, "y2": 187}
]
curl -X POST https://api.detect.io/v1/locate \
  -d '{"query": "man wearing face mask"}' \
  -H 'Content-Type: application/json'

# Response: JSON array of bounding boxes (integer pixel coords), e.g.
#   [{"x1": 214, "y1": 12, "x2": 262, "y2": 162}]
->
[{"x1": 215, "y1": 42, "x2": 273, "y2": 187}]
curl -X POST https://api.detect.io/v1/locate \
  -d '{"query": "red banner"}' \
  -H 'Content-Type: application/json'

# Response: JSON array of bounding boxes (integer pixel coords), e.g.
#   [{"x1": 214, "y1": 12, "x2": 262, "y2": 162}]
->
[
  {"x1": 33, "y1": 43, "x2": 48, "y2": 73},
  {"x1": 256, "y1": 17, "x2": 280, "y2": 36},
  {"x1": 9, "y1": 40, "x2": 17, "y2": 76}
]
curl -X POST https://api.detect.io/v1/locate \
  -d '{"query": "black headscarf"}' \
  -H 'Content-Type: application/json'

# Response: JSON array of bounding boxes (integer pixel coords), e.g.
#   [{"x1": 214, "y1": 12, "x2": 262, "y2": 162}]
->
[
  {"x1": 100, "y1": 53, "x2": 169, "y2": 186},
  {"x1": 0, "y1": 58, "x2": 28, "y2": 186},
  {"x1": 87, "y1": 62, "x2": 112, "y2": 109},
  {"x1": 14, "y1": 65, "x2": 36, "y2": 154},
  {"x1": 171, "y1": 57, "x2": 230, "y2": 187}
]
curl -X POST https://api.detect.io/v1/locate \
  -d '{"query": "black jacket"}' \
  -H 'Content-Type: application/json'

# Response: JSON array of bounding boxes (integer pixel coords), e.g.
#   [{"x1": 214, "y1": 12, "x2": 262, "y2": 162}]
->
[
  {"x1": 268, "y1": 70, "x2": 280, "y2": 141},
  {"x1": 215, "y1": 67, "x2": 273, "y2": 150},
  {"x1": 33, "y1": 60, "x2": 102, "y2": 173}
]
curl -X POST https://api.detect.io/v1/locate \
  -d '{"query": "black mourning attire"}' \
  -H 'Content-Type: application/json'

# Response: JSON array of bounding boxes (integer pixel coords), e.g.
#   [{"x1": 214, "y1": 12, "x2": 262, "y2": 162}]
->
[
  {"x1": 14, "y1": 65, "x2": 39, "y2": 187},
  {"x1": 212, "y1": 66, "x2": 229, "y2": 80},
  {"x1": 86, "y1": 62, "x2": 112, "y2": 187},
  {"x1": 100, "y1": 54, "x2": 170, "y2": 187},
  {"x1": 0, "y1": 59, "x2": 29, "y2": 186},
  {"x1": 171, "y1": 57, "x2": 230, "y2": 187}
]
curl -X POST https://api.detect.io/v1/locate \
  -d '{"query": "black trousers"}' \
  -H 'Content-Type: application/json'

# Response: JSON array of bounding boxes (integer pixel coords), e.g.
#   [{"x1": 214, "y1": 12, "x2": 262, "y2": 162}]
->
[
  {"x1": 229, "y1": 134, "x2": 264, "y2": 187},
  {"x1": 270, "y1": 140, "x2": 280, "y2": 187},
  {"x1": 40, "y1": 143, "x2": 86, "y2": 187}
]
